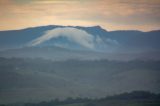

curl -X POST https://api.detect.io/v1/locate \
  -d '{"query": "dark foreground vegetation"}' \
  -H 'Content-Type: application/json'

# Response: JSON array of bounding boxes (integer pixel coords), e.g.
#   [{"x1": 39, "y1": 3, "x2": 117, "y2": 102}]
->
[{"x1": 1, "y1": 91, "x2": 160, "y2": 106}]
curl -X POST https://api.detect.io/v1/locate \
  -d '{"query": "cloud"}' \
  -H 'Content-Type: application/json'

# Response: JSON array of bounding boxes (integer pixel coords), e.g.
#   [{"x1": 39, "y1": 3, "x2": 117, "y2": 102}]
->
[
  {"x1": 105, "y1": 38, "x2": 119, "y2": 45},
  {"x1": 0, "y1": 0, "x2": 160, "y2": 31},
  {"x1": 28, "y1": 27, "x2": 95, "y2": 49}
]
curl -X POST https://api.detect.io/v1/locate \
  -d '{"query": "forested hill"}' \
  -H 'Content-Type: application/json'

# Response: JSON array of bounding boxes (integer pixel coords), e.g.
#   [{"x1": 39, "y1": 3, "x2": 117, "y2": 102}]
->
[
  {"x1": 0, "y1": 57, "x2": 160, "y2": 104},
  {"x1": 2, "y1": 91, "x2": 160, "y2": 106}
]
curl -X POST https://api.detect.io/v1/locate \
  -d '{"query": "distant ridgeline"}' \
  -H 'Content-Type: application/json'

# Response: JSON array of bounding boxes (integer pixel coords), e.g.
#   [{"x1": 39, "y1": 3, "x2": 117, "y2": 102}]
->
[
  {"x1": 2, "y1": 91, "x2": 160, "y2": 106},
  {"x1": 0, "y1": 25, "x2": 160, "y2": 60}
]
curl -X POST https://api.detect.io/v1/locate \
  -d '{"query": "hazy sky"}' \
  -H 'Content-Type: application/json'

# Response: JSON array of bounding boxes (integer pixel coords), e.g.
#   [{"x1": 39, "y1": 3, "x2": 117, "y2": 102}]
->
[{"x1": 0, "y1": 0, "x2": 160, "y2": 31}]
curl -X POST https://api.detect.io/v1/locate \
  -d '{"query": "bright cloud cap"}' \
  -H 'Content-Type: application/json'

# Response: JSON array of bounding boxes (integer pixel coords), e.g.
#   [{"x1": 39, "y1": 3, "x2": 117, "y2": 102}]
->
[{"x1": 28, "y1": 27, "x2": 95, "y2": 49}]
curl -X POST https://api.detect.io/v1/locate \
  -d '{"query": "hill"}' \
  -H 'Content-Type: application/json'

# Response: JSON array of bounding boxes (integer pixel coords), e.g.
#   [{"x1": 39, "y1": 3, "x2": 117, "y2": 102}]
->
[{"x1": 0, "y1": 57, "x2": 160, "y2": 103}]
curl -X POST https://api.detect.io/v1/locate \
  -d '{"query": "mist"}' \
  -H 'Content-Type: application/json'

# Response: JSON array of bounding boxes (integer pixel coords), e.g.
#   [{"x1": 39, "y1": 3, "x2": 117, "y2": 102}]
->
[{"x1": 28, "y1": 27, "x2": 96, "y2": 49}]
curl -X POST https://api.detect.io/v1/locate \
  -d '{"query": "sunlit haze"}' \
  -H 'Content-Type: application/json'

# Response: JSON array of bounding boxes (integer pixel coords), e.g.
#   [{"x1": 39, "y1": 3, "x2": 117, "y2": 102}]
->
[{"x1": 0, "y1": 0, "x2": 160, "y2": 31}]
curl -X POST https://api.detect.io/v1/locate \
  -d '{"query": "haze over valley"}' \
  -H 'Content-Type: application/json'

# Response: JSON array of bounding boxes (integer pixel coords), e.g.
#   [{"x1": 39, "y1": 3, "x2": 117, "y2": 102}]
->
[
  {"x1": 0, "y1": 25, "x2": 160, "y2": 105},
  {"x1": 0, "y1": 0, "x2": 160, "y2": 105}
]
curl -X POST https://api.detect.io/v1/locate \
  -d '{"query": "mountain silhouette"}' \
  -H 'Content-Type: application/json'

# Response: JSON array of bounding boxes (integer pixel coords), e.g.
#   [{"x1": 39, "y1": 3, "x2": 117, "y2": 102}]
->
[
  {"x1": 0, "y1": 25, "x2": 160, "y2": 61},
  {"x1": 0, "y1": 25, "x2": 160, "y2": 52}
]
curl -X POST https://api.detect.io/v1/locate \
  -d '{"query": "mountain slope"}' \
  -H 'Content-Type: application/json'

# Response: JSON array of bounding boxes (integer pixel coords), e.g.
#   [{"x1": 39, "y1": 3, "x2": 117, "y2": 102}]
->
[{"x1": 0, "y1": 25, "x2": 160, "y2": 53}]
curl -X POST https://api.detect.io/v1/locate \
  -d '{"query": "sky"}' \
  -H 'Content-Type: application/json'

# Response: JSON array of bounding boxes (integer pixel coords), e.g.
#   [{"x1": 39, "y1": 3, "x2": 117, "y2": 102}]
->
[{"x1": 0, "y1": 0, "x2": 160, "y2": 31}]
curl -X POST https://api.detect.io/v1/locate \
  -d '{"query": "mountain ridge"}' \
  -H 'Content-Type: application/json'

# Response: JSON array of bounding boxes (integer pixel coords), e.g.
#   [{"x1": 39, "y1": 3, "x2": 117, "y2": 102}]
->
[{"x1": 0, "y1": 25, "x2": 160, "y2": 60}]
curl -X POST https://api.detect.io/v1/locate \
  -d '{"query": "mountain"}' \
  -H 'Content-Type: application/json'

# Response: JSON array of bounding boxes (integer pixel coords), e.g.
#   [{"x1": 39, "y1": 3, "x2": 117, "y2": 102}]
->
[
  {"x1": 0, "y1": 25, "x2": 160, "y2": 61},
  {"x1": 0, "y1": 25, "x2": 160, "y2": 52},
  {"x1": 0, "y1": 25, "x2": 58, "y2": 50},
  {"x1": 0, "y1": 25, "x2": 160, "y2": 104}
]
